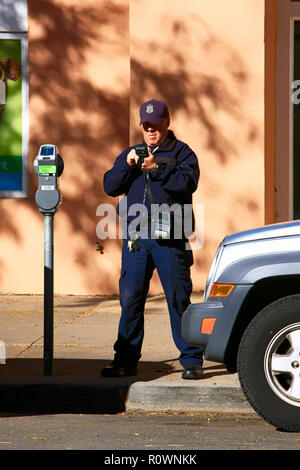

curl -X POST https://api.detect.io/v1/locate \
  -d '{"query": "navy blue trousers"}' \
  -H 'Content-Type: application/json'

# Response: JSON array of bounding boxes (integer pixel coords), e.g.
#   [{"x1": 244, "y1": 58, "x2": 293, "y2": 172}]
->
[{"x1": 113, "y1": 237, "x2": 203, "y2": 368}]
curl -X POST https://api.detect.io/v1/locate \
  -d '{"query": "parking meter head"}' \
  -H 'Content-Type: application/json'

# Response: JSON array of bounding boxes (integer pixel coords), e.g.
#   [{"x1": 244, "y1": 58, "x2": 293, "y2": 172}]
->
[{"x1": 34, "y1": 144, "x2": 63, "y2": 213}]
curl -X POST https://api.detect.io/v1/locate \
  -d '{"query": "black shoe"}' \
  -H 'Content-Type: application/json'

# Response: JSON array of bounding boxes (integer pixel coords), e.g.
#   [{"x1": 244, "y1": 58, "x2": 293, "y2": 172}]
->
[
  {"x1": 101, "y1": 364, "x2": 138, "y2": 378},
  {"x1": 181, "y1": 363, "x2": 203, "y2": 380}
]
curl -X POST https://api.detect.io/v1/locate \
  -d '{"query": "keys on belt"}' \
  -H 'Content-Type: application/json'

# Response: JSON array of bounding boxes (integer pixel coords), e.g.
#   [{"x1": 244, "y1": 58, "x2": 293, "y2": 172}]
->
[{"x1": 128, "y1": 237, "x2": 140, "y2": 252}]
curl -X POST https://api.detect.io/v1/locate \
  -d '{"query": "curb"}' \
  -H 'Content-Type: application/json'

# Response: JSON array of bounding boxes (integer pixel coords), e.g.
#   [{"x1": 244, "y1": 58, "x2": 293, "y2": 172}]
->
[
  {"x1": 127, "y1": 381, "x2": 254, "y2": 414},
  {"x1": 0, "y1": 377, "x2": 254, "y2": 415}
]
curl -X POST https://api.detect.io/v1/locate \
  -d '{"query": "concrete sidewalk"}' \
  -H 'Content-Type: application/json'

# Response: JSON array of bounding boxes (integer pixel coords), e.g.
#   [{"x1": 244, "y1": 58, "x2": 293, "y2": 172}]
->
[{"x1": 0, "y1": 293, "x2": 254, "y2": 415}]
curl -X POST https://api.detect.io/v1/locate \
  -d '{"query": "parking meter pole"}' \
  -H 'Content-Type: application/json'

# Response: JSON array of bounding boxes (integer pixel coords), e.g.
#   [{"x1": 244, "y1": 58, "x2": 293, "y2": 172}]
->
[
  {"x1": 34, "y1": 144, "x2": 64, "y2": 377},
  {"x1": 43, "y1": 213, "x2": 54, "y2": 376}
]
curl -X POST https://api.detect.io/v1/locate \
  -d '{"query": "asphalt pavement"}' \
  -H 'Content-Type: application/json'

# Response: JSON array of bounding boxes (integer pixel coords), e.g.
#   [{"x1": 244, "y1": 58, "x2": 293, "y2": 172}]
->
[{"x1": 0, "y1": 292, "x2": 254, "y2": 415}]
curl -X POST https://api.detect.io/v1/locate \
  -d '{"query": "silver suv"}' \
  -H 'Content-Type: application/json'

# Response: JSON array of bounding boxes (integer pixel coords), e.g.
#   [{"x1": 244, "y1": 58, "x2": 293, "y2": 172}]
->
[{"x1": 182, "y1": 220, "x2": 300, "y2": 432}]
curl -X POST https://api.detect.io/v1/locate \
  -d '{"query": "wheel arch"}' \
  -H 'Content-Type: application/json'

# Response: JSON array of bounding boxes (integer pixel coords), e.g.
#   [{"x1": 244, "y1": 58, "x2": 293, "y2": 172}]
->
[{"x1": 223, "y1": 275, "x2": 300, "y2": 372}]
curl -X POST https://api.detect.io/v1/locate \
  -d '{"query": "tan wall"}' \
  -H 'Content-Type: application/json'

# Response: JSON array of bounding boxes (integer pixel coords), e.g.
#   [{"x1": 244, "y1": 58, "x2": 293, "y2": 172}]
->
[{"x1": 0, "y1": 0, "x2": 264, "y2": 295}]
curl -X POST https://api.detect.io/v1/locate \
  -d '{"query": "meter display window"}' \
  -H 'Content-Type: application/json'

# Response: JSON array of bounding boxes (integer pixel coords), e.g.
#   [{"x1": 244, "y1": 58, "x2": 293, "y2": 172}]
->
[{"x1": 40, "y1": 146, "x2": 55, "y2": 157}]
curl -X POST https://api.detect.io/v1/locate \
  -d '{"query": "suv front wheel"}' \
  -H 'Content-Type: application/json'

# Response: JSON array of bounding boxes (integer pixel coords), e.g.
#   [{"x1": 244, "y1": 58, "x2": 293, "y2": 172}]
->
[{"x1": 237, "y1": 294, "x2": 300, "y2": 432}]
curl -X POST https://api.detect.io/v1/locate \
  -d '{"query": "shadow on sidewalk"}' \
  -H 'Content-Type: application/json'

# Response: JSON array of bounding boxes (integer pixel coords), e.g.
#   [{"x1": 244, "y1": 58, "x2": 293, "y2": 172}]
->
[{"x1": 0, "y1": 358, "x2": 180, "y2": 416}]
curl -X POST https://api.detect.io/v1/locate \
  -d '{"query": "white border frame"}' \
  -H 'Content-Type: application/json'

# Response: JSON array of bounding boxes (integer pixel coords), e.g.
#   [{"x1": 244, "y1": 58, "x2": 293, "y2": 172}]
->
[{"x1": 0, "y1": 32, "x2": 28, "y2": 198}]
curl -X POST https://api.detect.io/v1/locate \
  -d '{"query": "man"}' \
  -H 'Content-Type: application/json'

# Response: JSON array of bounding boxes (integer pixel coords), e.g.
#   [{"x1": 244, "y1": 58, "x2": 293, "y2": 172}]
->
[{"x1": 102, "y1": 99, "x2": 203, "y2": 379}]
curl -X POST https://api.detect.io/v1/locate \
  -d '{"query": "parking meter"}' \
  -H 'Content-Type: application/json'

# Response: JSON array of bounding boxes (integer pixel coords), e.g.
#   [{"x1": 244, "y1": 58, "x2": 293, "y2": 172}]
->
[
  {"x1": 33, "y1": 144, "x2": 64, "y2": 213},
  {"x1": 33, "y1": 144, "x2": 64, "y2": 376}
]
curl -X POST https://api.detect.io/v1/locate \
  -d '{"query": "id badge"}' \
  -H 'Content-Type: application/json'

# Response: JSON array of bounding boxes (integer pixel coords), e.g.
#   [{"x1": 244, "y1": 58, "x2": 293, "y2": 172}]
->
[{"x1": 153, "y1": 210, "x2": 171, "y2": 239}]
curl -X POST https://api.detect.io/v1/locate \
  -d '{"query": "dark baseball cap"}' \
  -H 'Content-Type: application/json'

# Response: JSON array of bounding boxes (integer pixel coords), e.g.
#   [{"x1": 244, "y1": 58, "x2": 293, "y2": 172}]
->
[{"x1": 139, "y1": 99, "x2": 170, "y2": 125}]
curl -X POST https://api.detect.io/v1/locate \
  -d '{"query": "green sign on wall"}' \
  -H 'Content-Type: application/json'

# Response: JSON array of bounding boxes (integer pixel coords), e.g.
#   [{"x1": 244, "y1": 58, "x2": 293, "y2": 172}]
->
[{"x1": 0, "y1": 37, "x2": 25, "y2": 193}]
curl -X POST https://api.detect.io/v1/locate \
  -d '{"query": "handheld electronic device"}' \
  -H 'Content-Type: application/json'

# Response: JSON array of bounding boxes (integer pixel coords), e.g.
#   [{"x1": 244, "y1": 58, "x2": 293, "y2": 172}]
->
[{"x1": 135, "y1": 146, "x2": 149, "y2": 170}]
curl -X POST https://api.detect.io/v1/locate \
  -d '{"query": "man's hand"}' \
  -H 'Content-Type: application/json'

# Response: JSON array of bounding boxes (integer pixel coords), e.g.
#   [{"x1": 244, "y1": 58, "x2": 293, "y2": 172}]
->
[
  {"x1": 127, "y1": 148, "x2": 157, "y2": 172},
  {"x1": 141, "y1": 150, "x2": 157, "y2": 172},
  {"x1": 127, "y1": 149, "x2": 138, "y2": 166}
]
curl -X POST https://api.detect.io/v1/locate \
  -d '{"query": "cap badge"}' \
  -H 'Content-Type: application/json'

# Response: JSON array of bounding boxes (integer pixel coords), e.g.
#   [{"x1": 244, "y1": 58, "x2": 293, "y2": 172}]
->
[{"x1": 146, "y1": 104, "x2": 154, "y2": 114}]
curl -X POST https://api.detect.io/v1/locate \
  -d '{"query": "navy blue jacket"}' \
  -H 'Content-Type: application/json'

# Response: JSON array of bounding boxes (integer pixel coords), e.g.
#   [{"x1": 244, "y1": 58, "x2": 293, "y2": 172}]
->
[{"x1": 103, "y1": 130, "x2": 200, "y2": 233}]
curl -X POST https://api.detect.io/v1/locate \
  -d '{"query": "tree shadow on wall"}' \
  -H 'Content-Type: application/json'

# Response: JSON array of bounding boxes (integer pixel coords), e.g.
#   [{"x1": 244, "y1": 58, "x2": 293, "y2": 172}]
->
[
  {"x1": 0, "y1": 3, "x2": 261, "y2": 292},
  {"x1": 0, "y1": 0, "x2": 130, "y2": 290},
  {"x1": 130, "y1": 15, "x2": 261, "y2": 164}
]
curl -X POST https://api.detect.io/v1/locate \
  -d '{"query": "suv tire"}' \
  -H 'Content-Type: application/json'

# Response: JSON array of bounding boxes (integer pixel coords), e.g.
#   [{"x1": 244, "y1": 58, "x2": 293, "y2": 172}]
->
[{"x1": 237, "y1": 294, "x2": 300, "y2": 432}]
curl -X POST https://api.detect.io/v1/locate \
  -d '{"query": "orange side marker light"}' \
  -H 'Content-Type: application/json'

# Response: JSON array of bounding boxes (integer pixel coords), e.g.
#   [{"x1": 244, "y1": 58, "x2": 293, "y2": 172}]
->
[
  {"x1": 201, "y1": 318, "x2": 216, "y2": 334},
  {"x1": 209, "y1": 283, "x2": 235, "y2": 297}
]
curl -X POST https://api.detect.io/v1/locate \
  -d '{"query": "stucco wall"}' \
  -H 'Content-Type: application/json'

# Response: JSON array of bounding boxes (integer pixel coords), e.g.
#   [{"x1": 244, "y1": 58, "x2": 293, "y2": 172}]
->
[{"x1": 0, "y1": 0, "x2": 264, "y2": 295}]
